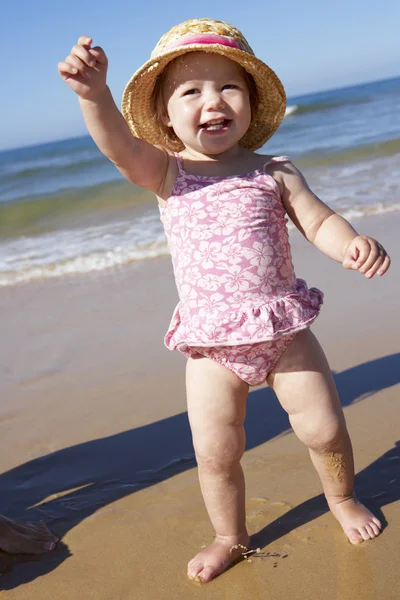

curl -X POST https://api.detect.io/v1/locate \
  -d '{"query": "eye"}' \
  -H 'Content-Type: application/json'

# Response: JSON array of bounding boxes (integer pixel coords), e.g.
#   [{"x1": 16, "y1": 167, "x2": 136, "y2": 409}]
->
[
  {"x1": 182, "y1": 88, "x2": 199, "y2": 96},
  {"x1": 222, "y1": 84, "x2": 239, "y2": 90}
]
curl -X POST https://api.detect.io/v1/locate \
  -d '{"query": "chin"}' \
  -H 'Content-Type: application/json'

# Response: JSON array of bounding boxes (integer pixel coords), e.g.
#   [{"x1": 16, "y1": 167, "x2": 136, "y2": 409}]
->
[{"x1": 196, "y1": 136, "x2": 243, "y2": 155}]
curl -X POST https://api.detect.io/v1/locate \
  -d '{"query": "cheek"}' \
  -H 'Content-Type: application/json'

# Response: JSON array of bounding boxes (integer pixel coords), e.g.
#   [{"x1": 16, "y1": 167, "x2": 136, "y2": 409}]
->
[
  {"x1": 168, "y1": 101, "x2": 196, "y2": 128},
  {"x1": 238, "y1": 97, "x2": 252, "y2": 125},
  {"x1": 240, "y1": 92, "x2": 251, "y2": 112}
]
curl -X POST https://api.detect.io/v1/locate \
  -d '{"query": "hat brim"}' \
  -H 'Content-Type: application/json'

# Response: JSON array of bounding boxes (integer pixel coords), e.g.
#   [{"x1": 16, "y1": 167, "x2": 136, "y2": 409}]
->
[{"x1": 121, "y1": 44, "x2": 286, "y2": 152}]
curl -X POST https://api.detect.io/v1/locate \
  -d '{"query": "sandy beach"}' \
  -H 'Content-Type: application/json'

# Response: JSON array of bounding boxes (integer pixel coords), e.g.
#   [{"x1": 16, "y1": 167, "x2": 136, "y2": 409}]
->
[{"x1": 0, "y1": 212, "x2": 399, "y2": 599}]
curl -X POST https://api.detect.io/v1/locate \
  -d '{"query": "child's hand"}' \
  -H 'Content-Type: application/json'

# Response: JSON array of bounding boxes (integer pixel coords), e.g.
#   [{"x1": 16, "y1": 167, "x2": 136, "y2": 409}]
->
[
  {"x1": 342, "y1": 236, "x2": 390, "y2": 278},
  {"x1": 58, "y1": 36, "x2": 108, "y2": 100}
]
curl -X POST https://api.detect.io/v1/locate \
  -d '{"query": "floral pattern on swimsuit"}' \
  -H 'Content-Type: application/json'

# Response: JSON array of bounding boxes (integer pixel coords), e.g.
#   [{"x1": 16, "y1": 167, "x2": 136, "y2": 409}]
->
[{"x1": 160, "y1": 155, "x2": 323, "y2": 352}]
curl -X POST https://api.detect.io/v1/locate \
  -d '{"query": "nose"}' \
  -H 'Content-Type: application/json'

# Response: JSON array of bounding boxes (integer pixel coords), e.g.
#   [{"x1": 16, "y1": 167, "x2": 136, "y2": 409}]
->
[{"x1": 203, "y1": 89, "x2": 225, "y2": 111}]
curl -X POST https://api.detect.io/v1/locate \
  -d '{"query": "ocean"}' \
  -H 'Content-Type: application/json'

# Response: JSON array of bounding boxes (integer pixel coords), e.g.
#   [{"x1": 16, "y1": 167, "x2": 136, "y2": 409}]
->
[{"x1": 1, "y1": 76, "x2": 399, "y2": 287}]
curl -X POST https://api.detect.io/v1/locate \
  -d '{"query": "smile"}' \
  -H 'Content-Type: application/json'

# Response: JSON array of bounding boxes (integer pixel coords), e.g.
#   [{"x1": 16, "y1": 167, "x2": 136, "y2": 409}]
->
[{"x1": 200, "y1": 118, "x2": 231, "y2": 131}]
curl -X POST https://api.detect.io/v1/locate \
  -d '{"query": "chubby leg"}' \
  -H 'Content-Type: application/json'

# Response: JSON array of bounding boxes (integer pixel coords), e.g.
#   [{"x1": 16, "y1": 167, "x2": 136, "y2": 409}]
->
[
  {"x1": 267, "y1": 329, "x2": 382, "y2": 544},
  {"x1": 0, "y1": 514, "x2": 58, "y2": 554},
  {"x1": 186, "y1": 355, "x2": 250, "y2": 583}
]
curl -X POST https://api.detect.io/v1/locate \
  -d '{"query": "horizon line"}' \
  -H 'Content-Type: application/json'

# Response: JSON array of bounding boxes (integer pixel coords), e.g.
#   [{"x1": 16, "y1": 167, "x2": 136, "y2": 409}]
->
[{"x1": 1, "y1": 73, "x2": 399, "y2": 154}]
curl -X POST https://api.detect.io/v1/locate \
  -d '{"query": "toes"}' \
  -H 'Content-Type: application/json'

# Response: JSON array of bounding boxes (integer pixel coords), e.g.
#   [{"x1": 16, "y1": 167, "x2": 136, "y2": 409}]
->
[
  {"x1": 187, "y1": 559, "x2": 203, "y2": 581},
  {"x1": 197, "y1": 565, "x2": 217, "y2": 583},
  {"x1": 348, "y1": 520, "x2": 382, "y2": 544},
  {"x1": 360, "y1": 527, "x2": 372, "y2": 542},
  {"x1": 348, "y1": 529, "x2": 364, "y2": 544},
  {"x1": 188, "y1": 572, "x2": 203, "y2": 584},
  {"x1": 365, "y1": 521, "x2": 382, "y2": 539},
  {"x1": 365, "y1": 525, "x2": 376, "y2": 539},
  {"x1": 370, "y1": 521, "x2": 381, "y2": 536},
  {"x1": 372, "y1": 517, "x2": 382, "y2": 530}
]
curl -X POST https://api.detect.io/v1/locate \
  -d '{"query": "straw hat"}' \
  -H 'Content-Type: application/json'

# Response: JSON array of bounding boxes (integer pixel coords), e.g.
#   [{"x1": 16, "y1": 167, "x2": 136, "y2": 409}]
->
[{"x1": 122, "y1": 18, "x2": 286, "y2": 151}]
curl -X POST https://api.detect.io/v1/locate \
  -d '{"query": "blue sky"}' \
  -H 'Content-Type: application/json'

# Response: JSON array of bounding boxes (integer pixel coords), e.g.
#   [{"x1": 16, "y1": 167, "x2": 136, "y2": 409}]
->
[{"x1": 1, "y1": 0, "x2": 399, "y2": 151}]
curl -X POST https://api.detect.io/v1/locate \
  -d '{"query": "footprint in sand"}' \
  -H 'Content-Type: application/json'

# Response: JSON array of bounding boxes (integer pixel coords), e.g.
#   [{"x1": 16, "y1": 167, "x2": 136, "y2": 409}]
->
[{"x1": 246, "y1": 496, "x2": 327, "y2": 552}]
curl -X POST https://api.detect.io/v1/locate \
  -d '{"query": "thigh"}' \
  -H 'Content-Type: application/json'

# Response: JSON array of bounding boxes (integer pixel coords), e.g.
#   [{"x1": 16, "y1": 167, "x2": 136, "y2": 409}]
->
[
  {"x1": 267, "y1": 329, "x2": 346, "y2": 436},
  {"x1": 186, "y1": 355, "x2": 249, "y2": 459}
]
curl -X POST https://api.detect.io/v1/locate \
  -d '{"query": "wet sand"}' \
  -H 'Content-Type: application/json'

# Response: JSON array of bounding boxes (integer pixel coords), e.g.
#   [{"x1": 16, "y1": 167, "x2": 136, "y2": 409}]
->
[{"x1": 0, "y1": 213, "x2": 399, "y2": 599}]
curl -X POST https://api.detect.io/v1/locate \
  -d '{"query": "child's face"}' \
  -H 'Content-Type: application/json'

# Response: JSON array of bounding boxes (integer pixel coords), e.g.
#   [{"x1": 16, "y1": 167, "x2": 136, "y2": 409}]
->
[{"x1": 162, "y1": 52, "x2": 252, "y2": 155}]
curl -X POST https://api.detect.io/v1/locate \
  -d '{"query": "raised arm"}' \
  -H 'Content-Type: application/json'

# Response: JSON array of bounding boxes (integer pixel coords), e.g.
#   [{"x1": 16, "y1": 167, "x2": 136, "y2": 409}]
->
[
  {"x1": 277, "y1": 162, "x2": 390, "y2": 278},
  {"x1": 58, "y1": 36, "x2": 168, "y2": 194}
]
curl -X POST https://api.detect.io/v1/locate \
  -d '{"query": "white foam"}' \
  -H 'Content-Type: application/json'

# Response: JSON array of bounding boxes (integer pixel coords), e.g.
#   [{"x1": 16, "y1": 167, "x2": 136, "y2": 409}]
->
[
  {"x1": 286, "y1": 202, "x2": 400, "y2": 231},
  {"x1": 0, "y1": 244, "x2": 170, "y2": 286},
  {"x1": 285, "y1": 105, "x2": 298, "y2": 117},
  {"x1": 2, "y1": 152, "x2": 400, "y2": 287},
  {"x1": 0, "y1": 211, "x2": 169, "y2": 286}
]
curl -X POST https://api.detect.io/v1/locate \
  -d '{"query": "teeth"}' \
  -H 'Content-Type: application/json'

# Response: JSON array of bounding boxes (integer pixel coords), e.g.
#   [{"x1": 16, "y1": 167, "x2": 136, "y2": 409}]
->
[
  {"x1": 207, "y1": 119, "x2": 224, "y2": 125},
  {"x1": 202, "y1": 118, "x2": 227, "y2": 130}
]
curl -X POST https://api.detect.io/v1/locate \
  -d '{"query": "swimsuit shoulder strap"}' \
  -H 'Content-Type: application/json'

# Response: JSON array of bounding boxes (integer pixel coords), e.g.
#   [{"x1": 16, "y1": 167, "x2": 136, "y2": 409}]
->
[
  {"x1": 263, "y1": 156, "x2": 291, "y2": 167},
  {"x1": 173, "y1": 152, "x2": 186, "y2": 177}
]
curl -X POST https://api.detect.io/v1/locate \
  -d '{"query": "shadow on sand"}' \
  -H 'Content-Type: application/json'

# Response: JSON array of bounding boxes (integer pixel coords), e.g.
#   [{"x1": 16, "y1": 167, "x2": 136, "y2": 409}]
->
[{"x1": 1, "y1": 353, "x2": 399, "y2": 590}]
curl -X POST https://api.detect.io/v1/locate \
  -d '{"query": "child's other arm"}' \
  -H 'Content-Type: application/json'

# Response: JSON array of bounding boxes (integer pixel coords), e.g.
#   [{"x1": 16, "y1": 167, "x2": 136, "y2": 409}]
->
[
  {"x1": 58, "y1": 37, "x2": 168, "y2": 194},
  {"x1": 279, "y1": 163, "x2": 390, "y2": 278}
]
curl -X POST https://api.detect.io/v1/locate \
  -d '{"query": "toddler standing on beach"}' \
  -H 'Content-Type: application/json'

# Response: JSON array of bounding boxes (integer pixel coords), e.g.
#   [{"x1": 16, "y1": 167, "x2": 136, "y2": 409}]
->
[{"x1": 58, "y1": 18, "x2": 390, "y2": 584}]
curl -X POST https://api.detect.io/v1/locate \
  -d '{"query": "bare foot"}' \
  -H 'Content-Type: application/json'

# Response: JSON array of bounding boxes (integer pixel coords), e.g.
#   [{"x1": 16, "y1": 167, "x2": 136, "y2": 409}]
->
[
  {"x1": 328, "y1": 497, "x2": 382, "y2": 544},
  {"x1": 187, "y1": 534, "x2": 250, "y2": 584},
  {"x1": 0, "y1": 515, "x2": 58, "y2": 554}
]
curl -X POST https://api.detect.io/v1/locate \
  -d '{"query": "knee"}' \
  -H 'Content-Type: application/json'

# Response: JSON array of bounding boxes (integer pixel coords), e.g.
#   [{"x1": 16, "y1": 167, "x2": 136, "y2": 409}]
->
[
  {"x1": 290, "y1": 414, "x2": 346, "y2": 452},
  {"x1": 196, "y1": 449, "x2": 243, "y2": 474},
  {"x1": 194, "y1": 427, "x2": 245, "y2": 474}
]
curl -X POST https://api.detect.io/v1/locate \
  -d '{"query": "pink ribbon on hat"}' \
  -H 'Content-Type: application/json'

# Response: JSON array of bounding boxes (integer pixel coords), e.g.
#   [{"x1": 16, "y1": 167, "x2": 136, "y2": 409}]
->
[{"x1": 165, "y1": 33, "x2": 244, "y2": 51}]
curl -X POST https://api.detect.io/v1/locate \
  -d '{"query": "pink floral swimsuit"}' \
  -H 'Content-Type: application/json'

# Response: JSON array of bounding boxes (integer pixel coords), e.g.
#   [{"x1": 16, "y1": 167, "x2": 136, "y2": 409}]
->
[{"x1": 159, "y1": 155, "x2": 323, "y2": 386}]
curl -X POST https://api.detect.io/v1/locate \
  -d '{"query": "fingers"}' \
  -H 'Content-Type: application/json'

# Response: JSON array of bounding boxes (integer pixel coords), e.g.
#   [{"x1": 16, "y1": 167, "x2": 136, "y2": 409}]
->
[
  {"x1": 366, "y1": 253, "x2": 391, "y2": 278},
  {"x1": 359, "y1": 241, "x2": 390, "y2": 278},
  {"x1": 65, "y1": 44, "x2": 96, "y2": 79},
  {"x1": 76, "y1": 36, "x2": 107, "y2": 64},
  {"x1": 363, "y1": 256, "x2": 384, "y2": 278},
  {"x1": 342, "y1": 238, "x2": 364, "y2": 270},
  {"x1": 343, "y1": 236, "x2": 391, "y2": 278},
  {"x1": 74, "y1": 42, "x2": 97, "y2": 66},
  {"x1": 377, "y1": 254, "x2": 391, "y2": 276},
  {"x1": 58, "y1": 60, "x2": 78, "y2": 78},
  {"x1": 358, "y1": 240, "x2": 381, "y2": 276},
  {"x1": 77, "y1": 35, "x2": 92, "y2": 48},
  {"x1": 89, "y1": 46, "x2": 107, "y2": 65},
  {"x1": 353, "y1": 237, "x2": 371, "y2": 270},
  {"x1": 58, "y1": 50, "x2": 91, "y2": 81},
  {"x1": 58, "y1": 37, "x2": 107, "y2": 80}
]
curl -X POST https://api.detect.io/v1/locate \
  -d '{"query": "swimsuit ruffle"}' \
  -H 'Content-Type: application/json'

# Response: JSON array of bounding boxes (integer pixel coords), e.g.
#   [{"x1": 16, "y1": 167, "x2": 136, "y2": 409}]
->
[{"x1": 164, "y1": 278, "x2": 323, "y2": 351}]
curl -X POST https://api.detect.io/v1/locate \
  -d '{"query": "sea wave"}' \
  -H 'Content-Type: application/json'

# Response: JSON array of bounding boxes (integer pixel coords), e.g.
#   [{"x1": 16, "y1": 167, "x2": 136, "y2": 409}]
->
[
  {"x1": 1, "y1": 154, "x2": 106, "y2": 183},
  {"x1": 283, "y1": 96, "x2": 374, "y2": 120},
  {"x1": 285, "y1": 105, "x2": 298, "y2": 117},
  {"x1": 295, "y1": 96, "x2": 372, "y2": 116},
  {"x1": 0, "y1": 213, "x2": 168, "y2": 287},
  {"x1": 3, "y1": 138, "x2": 399, "y2": 239},
  {"x1": 0, "y1": 181, "x2": 153, "y2": 239},
  {"x1": 0, "y1": 147, "x2": 101, "y2": 178},
  {"x1": 1, "y1": 201, "x2": 399, "y2": 287},
  {"x1": 0, "y1": 242, "x2": 170, "y2": 287},
  {"x1": 296, "y1": 137, "x2": 400, "y2": 168},
  {"x1": 0, "y1": 138, "x2": 118, "y2": 204}
]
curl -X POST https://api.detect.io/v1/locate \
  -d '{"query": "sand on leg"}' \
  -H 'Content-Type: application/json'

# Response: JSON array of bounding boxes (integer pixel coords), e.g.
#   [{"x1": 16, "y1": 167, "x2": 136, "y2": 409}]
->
[
  {"x1": 267, "y1": 329, "x2": 382, "y2": 544},
  {"x1": 185, "y1": 355, "x2": 250, "y2": 583}
]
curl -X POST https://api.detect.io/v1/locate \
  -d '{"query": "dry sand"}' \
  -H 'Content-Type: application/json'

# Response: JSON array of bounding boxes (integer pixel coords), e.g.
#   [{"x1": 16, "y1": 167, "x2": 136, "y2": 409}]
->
[{"x1": 0, "y1": 213, "x2": 399, "y2": 599}]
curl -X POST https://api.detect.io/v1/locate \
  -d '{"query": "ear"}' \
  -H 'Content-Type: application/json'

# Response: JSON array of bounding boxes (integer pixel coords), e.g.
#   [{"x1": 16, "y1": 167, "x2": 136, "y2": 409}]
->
[{"x1": 162, "y1": 107, "x2": 173, "y2": 128}]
